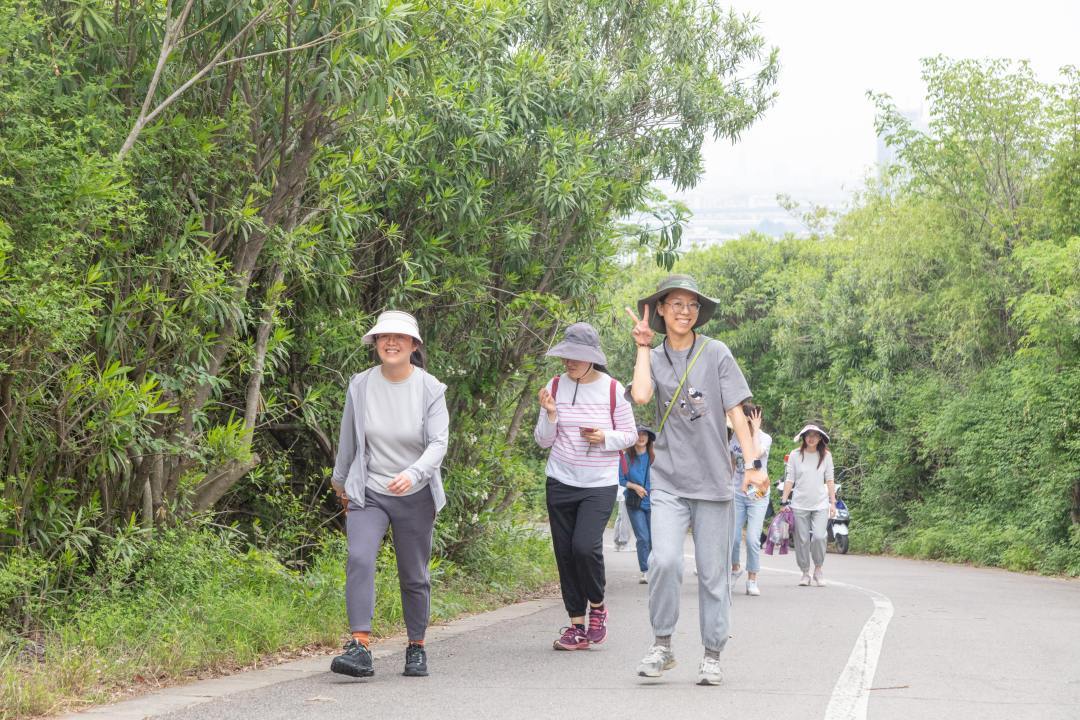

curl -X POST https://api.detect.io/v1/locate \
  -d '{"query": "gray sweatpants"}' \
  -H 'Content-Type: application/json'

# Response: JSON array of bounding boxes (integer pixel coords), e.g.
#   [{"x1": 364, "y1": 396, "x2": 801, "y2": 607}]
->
[
  {"x1": 647, "y1": 489, "x2": 734, "y2": 652},
  {"x1": 793, "y1": 507, "x2": 828, "y2": 572},
  {"x1": 346, "y1": 488, "x2": 435, "y2": 641}
]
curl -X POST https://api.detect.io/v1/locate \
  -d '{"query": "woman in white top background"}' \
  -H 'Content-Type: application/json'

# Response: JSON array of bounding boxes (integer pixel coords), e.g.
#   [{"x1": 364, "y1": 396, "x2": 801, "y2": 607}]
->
[{"x1": 780, "y1": 423, "x2": 836, "y2": 587}]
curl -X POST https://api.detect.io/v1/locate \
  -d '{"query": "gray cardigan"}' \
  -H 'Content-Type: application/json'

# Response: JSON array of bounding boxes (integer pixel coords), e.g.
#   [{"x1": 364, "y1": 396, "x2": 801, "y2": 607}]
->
[{"x1": 331, "y1": 367, "x2": 450, "y2": 512}]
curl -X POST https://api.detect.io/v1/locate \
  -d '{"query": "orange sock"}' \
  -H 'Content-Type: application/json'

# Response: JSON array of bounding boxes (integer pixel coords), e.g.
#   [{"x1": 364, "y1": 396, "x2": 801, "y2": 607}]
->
[
  {"x1": 352, "y1": 631, "x2": 370, "y2": 648},
  {"x1": 409, "y1": 639, "x2": 424, "y2": 647}
]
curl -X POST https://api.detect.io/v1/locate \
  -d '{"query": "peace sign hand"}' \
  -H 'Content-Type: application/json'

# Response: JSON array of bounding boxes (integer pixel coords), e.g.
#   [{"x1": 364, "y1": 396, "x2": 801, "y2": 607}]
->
[{"x1": 624, "y1": 304, "x2": 655, "y2": 348}]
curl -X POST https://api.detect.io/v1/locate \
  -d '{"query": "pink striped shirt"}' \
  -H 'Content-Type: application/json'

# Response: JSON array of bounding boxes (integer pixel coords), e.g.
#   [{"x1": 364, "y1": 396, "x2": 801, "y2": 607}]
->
[{"x1": 534, "y1": 373, "x2": 638, "y2": 488}]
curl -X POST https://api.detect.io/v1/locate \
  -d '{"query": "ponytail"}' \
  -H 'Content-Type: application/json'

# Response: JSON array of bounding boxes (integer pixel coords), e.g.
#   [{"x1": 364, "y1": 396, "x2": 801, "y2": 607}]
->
[{"x1": 410, "y1": 345, "x2": 427, "y2": 369}]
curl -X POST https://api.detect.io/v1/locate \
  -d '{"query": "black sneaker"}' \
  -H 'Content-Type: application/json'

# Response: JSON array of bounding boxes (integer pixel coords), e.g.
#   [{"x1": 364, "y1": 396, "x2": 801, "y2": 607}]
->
[
  {"x1": 330, "y1": 639, "x2": 373, "y2": 677},
  {"x1": 403, "y1": 642, "x2": 428, "y2": 677}
]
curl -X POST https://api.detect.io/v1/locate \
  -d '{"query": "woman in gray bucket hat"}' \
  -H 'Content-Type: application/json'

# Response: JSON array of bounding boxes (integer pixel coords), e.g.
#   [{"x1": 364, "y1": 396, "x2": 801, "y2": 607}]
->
[
  {"x1": 623, "y1": 275, "x2": 767, "y2": 685},
  {"x1": 534, "y1": 322, "x2": 638, "y2": 651}
]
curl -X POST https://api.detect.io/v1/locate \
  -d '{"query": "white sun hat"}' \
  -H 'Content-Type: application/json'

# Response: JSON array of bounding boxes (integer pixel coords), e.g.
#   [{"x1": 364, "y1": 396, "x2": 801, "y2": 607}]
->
[
  {"x1": 793, "y1": 424, "x2": 830, "y2": 442},
  {"x1": 362, "y1": 311, "x2": 423, "y2": 345}
]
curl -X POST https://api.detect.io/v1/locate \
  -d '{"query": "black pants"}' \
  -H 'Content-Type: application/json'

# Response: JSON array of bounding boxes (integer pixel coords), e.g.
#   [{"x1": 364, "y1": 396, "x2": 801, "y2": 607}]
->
[{"x1": 546, "y1": 478, "x2": 617, "y2": 617}]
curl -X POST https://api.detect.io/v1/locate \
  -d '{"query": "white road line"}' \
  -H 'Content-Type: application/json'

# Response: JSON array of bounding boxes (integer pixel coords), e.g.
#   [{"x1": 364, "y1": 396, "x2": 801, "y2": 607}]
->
[
  {"x1": 821, "y1": 580, "x2": 894, "y2": 720},
  {"x1": 679, "y1": 552, "x2": 894, "y2": 720}
]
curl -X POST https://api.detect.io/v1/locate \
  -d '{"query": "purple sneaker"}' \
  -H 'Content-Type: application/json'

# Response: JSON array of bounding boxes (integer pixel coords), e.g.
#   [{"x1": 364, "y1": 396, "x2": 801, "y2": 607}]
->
[
  {"x1": 553, "y1": 625, "x2": 589, "y2": 651},
  {"x1": 586, "y1": 606, "x2": 608, "y2": 644}
]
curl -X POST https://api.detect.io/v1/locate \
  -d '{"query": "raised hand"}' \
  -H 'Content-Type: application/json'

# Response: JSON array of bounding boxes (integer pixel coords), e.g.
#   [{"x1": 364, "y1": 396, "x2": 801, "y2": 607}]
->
[
  {"x1": 749, "y1": 406, "x2": 763, "y2": 432},
  {"x1": 624, "y1": 304, "x2": 655, "y2": 347},
  {"x1": 538, "y1": 387, "x2": 557, "y2": 417}
]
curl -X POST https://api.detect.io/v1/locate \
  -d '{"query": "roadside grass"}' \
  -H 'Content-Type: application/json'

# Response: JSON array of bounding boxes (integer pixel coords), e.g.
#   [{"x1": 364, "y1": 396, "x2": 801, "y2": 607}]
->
[
  {"x1": 849, "y1": 515, "x2": 1080, "y2": 576},
  {"x1": 0, "y1": 523, "x2": 556, "y2": 720}
]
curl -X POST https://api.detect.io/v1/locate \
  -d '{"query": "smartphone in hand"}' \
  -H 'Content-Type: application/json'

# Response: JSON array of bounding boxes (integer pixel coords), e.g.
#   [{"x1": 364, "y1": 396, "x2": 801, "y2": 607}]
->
[{"x1": 579, "y1": 427, "x2": 596, "y2": 436}]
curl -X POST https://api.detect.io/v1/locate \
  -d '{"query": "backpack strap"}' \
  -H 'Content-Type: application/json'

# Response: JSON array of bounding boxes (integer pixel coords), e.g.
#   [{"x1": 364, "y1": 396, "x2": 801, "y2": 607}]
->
[
  {"x1": 551, "y1": 375, "x2": 559, "y2": 400},
  {"x1": 610, "y1": 378, "x2": 629, "y2": 475}
]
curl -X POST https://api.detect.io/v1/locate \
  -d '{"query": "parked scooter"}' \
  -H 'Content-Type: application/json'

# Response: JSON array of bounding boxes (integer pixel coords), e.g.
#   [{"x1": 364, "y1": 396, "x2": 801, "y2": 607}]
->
[{"x1": 828, "y1": 483, "x2": 850, "y2": 554}]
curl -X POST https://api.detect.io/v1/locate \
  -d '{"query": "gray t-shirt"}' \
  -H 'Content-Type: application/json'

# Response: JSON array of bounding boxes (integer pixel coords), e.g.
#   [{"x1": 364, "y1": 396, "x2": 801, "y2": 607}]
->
[
  {"x1": 636, "y1": 336, "x2": 753, "y2": 502},
  {"x1": 364, "y1": 369, "x2": 429, "y2": 496}
]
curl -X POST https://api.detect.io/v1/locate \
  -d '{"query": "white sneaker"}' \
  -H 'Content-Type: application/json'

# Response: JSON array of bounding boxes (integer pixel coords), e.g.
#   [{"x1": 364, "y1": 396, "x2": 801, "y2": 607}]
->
[
  {"x1": 731, "y1": 567, "x2": 743, "y2": 583},
  {"x1": 639, "y1": 572, "x2": 648, "y2": 584},
  {"x1": 811, "y1": 569, "x2": 826, "y2": 587},
  {"x1": 697, "y1": 655, "x2": 724, "y2": 686},
  {"x1": 798, "y1": 573, "x2": 811, "y2": 586},
  {"x1": 746, "y1": 580, "x2": 760, "y2": 596},
  {"x1": 637, "y1": 645, "x2": 676, "y2": 677}
]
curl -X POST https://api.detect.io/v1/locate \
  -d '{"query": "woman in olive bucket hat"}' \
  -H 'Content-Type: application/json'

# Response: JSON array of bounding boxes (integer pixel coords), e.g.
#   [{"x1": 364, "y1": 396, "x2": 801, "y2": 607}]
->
[
  {"x1": 534, "y1": 322, "x2": 638, "y2": 651},
  {"x1": 623, "y1": 275, "x2": 767, "y2": 685}
]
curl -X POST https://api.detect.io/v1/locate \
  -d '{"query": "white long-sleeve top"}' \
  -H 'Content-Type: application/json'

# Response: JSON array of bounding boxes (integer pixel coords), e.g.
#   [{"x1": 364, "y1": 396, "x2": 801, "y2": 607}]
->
[{"x1": 534, "y1": 373, "x2": 638, "y2": 488}]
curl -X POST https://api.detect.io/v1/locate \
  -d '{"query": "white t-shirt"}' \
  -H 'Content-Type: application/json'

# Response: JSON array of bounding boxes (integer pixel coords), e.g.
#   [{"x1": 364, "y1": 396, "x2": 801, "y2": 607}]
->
[{"x1": 786, "y1": 449, "x2": 835, "y2": 511}]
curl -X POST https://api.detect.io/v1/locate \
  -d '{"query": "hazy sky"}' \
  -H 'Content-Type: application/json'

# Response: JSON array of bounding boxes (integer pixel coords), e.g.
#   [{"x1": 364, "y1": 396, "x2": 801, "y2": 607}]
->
[{"x1": 668, "y1": 0, "x2": 1080, "y2": 208}]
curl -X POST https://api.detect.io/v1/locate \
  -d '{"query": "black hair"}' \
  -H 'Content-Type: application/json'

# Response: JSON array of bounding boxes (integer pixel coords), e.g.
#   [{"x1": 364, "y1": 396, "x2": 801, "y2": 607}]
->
[
  {"x1": 799, "y1": 429, "x2": 830, "y2": 468},
  {"x1": 410, "y1": 344, "x2": 427, "y2": 369},
  {"x1": 627, "y1": 432, "x2": 655, "y2": 465}
]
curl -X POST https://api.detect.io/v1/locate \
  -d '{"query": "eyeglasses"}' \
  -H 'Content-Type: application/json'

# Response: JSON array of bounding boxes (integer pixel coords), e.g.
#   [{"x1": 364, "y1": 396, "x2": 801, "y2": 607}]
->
[{"x1": 663, "y1": 300, "x2": 701, "y2": 315}]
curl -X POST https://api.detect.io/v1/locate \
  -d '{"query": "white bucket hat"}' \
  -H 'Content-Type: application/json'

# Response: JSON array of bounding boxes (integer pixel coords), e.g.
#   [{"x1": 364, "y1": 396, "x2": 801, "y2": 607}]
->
[
  {"x1": 362, "y1": 310, "x2": 423, "y2": 345},
  {"x1": 793, "y1": 424, "x2": 830, "y2": 442}
]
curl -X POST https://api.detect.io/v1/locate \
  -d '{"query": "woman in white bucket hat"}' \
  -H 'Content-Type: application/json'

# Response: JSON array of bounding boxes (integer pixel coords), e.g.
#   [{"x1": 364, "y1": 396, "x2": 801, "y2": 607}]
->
[
  {"x1": 780, "y1": 423, "x2": 836, "y2": 587},
  {"x1": 330, "y1": 311, "x2": 449, "y2": 679}
]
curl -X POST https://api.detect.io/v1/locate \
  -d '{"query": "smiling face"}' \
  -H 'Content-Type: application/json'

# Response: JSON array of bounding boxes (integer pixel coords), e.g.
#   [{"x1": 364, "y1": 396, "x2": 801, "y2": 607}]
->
[
  {"x1": 636, "y1": 432, "x2": 649, "y2": 450},
  {"x1": 803, "y1": 430, "x2": 821, "y2": 449},
  {"x1": 375, "y1": 333, "x2": 418, "y2": 367},
  {"x1": 657, "y1": 289, "x2": 700, "y2": 337}
]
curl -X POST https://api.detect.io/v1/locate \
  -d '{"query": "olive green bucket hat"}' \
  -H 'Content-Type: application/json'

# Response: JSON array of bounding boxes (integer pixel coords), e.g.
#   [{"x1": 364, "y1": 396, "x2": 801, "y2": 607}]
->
[{"x1": 637, "y1": 274, "x2": 719, "y2": 334}]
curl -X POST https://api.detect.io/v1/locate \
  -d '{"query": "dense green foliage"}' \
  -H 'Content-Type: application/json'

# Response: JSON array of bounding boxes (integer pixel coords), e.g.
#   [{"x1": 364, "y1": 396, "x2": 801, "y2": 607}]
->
[
  {"x1": 600, "y1": 59, "x2": 1080, "y2": 575},
  {"x1": 0, "y1": 1, "x2": 776, "y2": 713}
]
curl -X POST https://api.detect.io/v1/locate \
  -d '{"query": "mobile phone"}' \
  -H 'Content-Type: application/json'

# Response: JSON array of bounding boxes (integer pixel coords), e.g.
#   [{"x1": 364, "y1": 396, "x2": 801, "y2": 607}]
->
[{"x1": 579, "y1": 427, "x2": 596, "y2": 435}]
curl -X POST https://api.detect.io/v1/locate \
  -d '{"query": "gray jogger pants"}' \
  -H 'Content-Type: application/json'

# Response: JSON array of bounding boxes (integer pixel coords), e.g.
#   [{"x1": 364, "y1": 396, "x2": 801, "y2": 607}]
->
[
  {"x1": 647, "y1": 489, "x2": 734, "y2": 652},
  {"x1": 793, "y1": 507, "x2": 828, "y2": 572},
  {"x1": 346, "y1": 488, "x2": 435, "y2": 641}
]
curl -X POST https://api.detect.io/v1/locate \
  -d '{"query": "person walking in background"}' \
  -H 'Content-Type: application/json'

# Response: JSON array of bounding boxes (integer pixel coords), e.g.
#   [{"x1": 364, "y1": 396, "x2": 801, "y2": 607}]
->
[
  {"x1": 613, "y1": 488, "x2": 632, "y2": 551},
  {"x1": 620, "y1": 425, "x2": 656, "y2": 584},
  {"x1": 535, "y1": 323, "x2": 638, "y2": 651},
  {"x1": 329, "y1": 311, "x2": 450, "y2": 679},
  {"x1": 780, "y1": 423, "x2": 836, "y2": 587},
  {"x1": 625, "y1": 275, "x2": 767, "y2": 686},
  {"x1": 730, "y1": 404, "x2": 772, "y2": 596}
]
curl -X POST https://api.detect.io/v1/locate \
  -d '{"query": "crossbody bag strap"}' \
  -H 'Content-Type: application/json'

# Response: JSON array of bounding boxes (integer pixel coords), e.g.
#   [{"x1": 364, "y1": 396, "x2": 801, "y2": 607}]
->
[{"x1": 657, "y1": 340, "x2": 710, "y2": 435}]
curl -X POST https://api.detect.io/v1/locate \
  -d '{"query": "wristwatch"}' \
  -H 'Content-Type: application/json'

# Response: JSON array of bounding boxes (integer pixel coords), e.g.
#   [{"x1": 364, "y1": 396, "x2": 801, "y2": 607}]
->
[{"x1": 749, "y1": 457, "x2": 763, "y2": 471}]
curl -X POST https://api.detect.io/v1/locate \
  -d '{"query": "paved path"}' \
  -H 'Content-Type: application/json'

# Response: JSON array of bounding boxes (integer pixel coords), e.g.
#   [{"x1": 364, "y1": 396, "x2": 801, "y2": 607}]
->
[{"x1": 61, "y1": 533, "x2": 1080, "y2": 720}]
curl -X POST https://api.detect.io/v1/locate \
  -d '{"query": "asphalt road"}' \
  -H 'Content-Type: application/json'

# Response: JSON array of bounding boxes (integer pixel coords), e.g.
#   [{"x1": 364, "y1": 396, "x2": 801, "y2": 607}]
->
[{"x1": 120, "y1": 533, "x2": 1080, "y2": 720}]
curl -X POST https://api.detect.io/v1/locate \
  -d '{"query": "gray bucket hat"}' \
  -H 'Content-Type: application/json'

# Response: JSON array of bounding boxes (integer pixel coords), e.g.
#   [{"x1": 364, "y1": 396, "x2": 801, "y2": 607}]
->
[
  {"x1": 637, "y1": 274, "x2": 719, "y2": 334},
  {"x1": 636, "y1": 425, "x2": 656, "y2": 442},
  {"x1": 545, "y1": 322, "x2": 608, "y2": 366}
]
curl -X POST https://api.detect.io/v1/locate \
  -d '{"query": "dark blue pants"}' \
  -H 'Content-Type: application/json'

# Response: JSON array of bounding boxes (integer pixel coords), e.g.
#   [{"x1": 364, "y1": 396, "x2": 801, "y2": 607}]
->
[{"x1": 626, "y1": 501, "x2": 651, "y2": 572}]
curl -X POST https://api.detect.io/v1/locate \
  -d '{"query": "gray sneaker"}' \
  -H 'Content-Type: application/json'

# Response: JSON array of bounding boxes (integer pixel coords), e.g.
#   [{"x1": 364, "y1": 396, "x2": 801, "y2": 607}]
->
[
  {"x1": 697, "y1": 655, "x2": 724, "y2": 685},
  {"x1": 637, "y1": 645, "x2": 676, "y2": 677}
]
